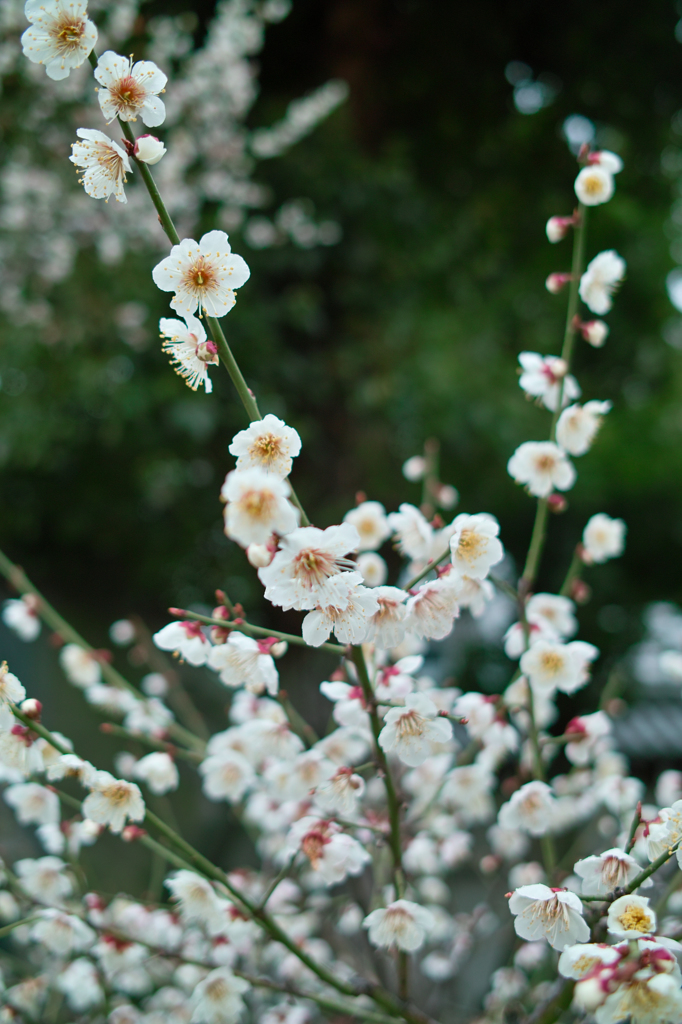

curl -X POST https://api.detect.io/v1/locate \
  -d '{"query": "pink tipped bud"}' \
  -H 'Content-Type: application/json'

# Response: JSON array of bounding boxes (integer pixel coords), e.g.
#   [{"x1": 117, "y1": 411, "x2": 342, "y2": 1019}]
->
[
  {"x1": 196, "y1": 340, "x2": 218, "y2": 364},
  {"x1": 402, "y1": 455, "x2": 426, "y2": 481},
  {"x1": 256, "y1": 637, "x2": 280, "y2": 654},
  {"x1": 270, "y1": 641, "x2": 288, "y2": 658},
  {"x1": 547, "y1": 493, "x2": 568, "y2": 513},
  {"x1": 133, "y1": 134, "x2": 167, "y2": 165},
  {"x1": 20, "y1": 698, "x2": 42, "y2": 720},
  {"x1": 546, "y1": 216, "x2": 573, "y2": 243},
  {"x1": 545, "y1": 272, "x2": 572, "y2": 294},
  {"x1": 122, "y1": 825, "x2": 147, "y2": 842},
  {"x1": 581, "y1": 319, "x2": 609, "y2": 347},
  {"x1": 479, "y1": 855, "x2": 501, "y2": 874},
  {"x1": 247, "y1": 543, "x2": 273, "y2": 568},
  {"x1": 570, "y1": 578, "x2": 591, "y2": 605},
  {"x1": 574, "y1": 976, "x2": 610, "y2": 1013}
]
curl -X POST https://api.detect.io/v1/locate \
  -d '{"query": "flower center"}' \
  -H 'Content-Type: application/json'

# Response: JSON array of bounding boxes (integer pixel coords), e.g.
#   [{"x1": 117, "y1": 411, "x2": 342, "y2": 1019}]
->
[
  {"x1": 240, "y1": 489, "x2": 276, "y2": 521},
  {"x1": 186, "y1": 257, "x2": 215, "y2": 293},
  {"x1": 251, "y1": 433, "x2": 284, "y2": 466},
  {"x1": 456, "y1": 529, "x2": 484, "y2": 563},
  {"x1": 535, "y1": 454, "x2": 557, "y2": 472},
  {"x1": 396, "y1": 709, "x2": 424, "y2": 738},
  {"x1": 205, "y1": 977, "x2": 230, "y2": 1001},
  {"x1": 617, "y1": 906, "x2": 652, "y2": 932},
  {"x1": 302, "y1": 829, "x2": 329, "y2": 868},
  {"x1": 103, "y1": 782, "x2": 132, "y2": 805},
  {"x1": 539, "y1": 651, "x2": 564, "y2": 675},
  {"x1": 582, "y1": 174, "x2": 604, "y2": 196},
  {"x1": 602, "y1": 856, "x2": 629, "y2": 888},
  {"x1": 54, "y1": 15, "x2": 85, "y2": 50},
  {"x1": 111, "y1": 74, "x2": 146, "y2": 112},
  {"x1": 293, "y1": 548, "x2": 337, "y2": 588}
]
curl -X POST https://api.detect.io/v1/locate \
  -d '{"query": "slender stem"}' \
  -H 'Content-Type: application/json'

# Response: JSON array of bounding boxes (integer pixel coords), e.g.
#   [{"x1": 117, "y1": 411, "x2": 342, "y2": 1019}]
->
[
  {"x1": 176, "y1": 608, "x2": 345, "y2": 655},
  {"x1": 581, "y1": 840, "x2": 682, "y2": 901},
  {"x1": 403, "y1": 550, "x2": 449, "y2": 592},
  {"x1": 527, "y1": 979, "x2": 574, "y2": 1024},
  {"x1": 520, "y1": 498, "x2": 549, "y2": 593},
  {"x1": 559, "y1": 547, "x2": 583, "y2": 598},
  {"x1": 98, "y1": 723, "x2": 202, "y2": 762},
  {"x1": 236, "y1": 973, "x2": 400, "y2": 1024},
  {"x1": 398, "y1": 951, "x2": 409, "y2": 1004},
  {"x1": 278, "y1": 691, "x2": 319, "y2": 746},
  {"x1": 0, "y1": 916, "x2": 40, "y2": 939},
  {"x1": 624, "y1": 802, "x2": 642, "y2": 854},
  {"x1": 257, "y1": 853, "x2": 297, "y2": 911}
]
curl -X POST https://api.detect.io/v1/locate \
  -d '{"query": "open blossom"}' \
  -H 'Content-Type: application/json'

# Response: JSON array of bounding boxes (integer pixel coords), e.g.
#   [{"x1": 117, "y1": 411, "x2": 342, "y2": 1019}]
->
[
  {"x1": 191, "y1": 968, "x2": 250, "y2": 1024},
  {"x1": 574, "y1": 165, "x2": 615, "y2": 206},
  {"x1": 556, "y1": 400, "x2": 611, "y2": 456},
  {"x1": 229, "y1": 414, "x2": 301, "y2": 479},
  {"x1": 498, "y1": 781, "x2": 556, "y2": 836},
  {"x1": 388, "y1": 503, "x2": 434, "y2": 561},
  {"x1": 4, "y1": 783, "x2": 60, "y2": 825},
  {"x1": 81, "y1": 771, "x2": 145, "y2": 833},
  {"x1": 258, "y1": 523, "x2": 360, "y2": 610},
  {"x1": 405, "y1": 576, "x2": 460, "y2": 640},
  {"x1": 302, "y1": 572, "x2": 378, "y2": 646},
  {"x1": 582, "y1": 513, "x2": 626, "y2": 563},
  {"x1": 579, "y1": 250, "x2": 626, "y2": 315},
  {"x1": 2, "y1": 598, "x2": 40, "y2": 641},
  {"x1": 518, "y1": 353, "x2": 580, "y2": 412},
  {"x1": 152, "y1": 231, "x2": 251, "y2": 318},
  {"x1": 526, "y1": 593, "x2": 577, "y2": 639},
  {"x1": 565, "y1": 711, "x2": 612, "y2": 765},
  {"x1": 0, "y1": 663, "x2": 26, "y2": 728},
  {"x1": 132, "y1": 752, "x2": 179, "y2": 795},
  {"x1": 59, "y1": 643, "x2": 101, "y2": 687},
  {"x1": 507, "y1": 441, "x2": 576, "y2": 497},
  {"x1": 222, "y1": 468, "x2": 298, "y2": 547},
  {"x1": 165, "y1": 870, "x2": 228, "y2": 935},
  {"x1": 199, "y1": 749, "x2": 256, "y2": 802},
  {"x1": 286, "y1": 817, "x2": 371, "y2": 884},
  {"x1": 153, "y1": 620, "x2": 211, "y2": 666},
  {"x1": 520, "y1": 640, "x2": 599, "y2": 696},
  {"x1": 646, "y1": 801, "x2": 682, "y2": 862},
  {"x1": 363, "y1": 900, "x2": 434, "y2": 952},
  {"x1": 607, "y1": 895, "x2": 657, "y2": 939},
  {"x1": 160, "y1": 315, "x2": 218, "y2": 393},
  {"x1": 558, "y1": 942, "x2": 622, "y2": 980},
  {"x1": 378, "y1": 693, "x2": 452, "y2": 767},
  {"x1": 574, "y1": 848, "x2": 644, "y2": 896},
  {"x1": 449, "y1": 513, "x2": 503, "y2": 580},
  {"x1": 509, "y1": 884, "x2": 589, "y2": 950},
  {"x1": 30, "y1": 910, "x2": 95, "y2": 956},
  {"x1": 70, "y1": 129, "x2": 132, "y2": 204},
  {"x1": 21, "y1": 0, "x2": 97, "y2": 80},
  {"x1": 207, "y1": 632, "x2": 279, "y2": 696},
  {"x1": 343, "y1": 501, "x2": 391, "y2": 551},
  {"x1": 15, "y1": 855, "x2": 73, "y2": 904},
  {"x1": 363, "y1": 586, "x2": 409, "y2": 648},
  {"x1": 314, "y1": 767, "x2": 365, "y2": 815},
  {"x1": 356, "y1": 552, "x2": 388, "y2": 587},
  {"x1": 94, "y1": 51, "x2": 167, "y2": 126}
]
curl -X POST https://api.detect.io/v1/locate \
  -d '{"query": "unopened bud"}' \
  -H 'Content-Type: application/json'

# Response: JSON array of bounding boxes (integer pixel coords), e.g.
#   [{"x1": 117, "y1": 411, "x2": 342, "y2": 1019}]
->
[
  {"x1": 196, "y1": 340, "x2": 218, "y2": 363},
  {"x1": 20, "y1": 698, "x2": 42, "y2": 720},
  {"x1": 121, "y1": 825, "x2": 147, "y2": 842},
  {"x1": 133, "y1": 134, "x2": 167, "y2": 165},
  {"x1": 402, "y1": 455, "x2": 426, "y2": 482},
  {"x1": 545, "y1": 272, "x2": 572, "y2": 294},
  {"x1": 581, "y1": 319, "x2": 609, "y2": 348},
  {"x1": 247, "y1": 543, "x2": 273, "y2": 568},
  {"x1": 270, "y1": 641, "x2": 288, "y2": 658},
  {"x1": 545, "y1": 216, "x2": 572, "y2": 243},
  {"x1": 436, "y1": 484, "x2": 459, "y2": 509},
  {"x1": 574, "y1": 977, "x2": 609, "y2": 1013},
  {"x1": 570, "y1": 578, "x2": 592, "y2": 604},
  {"x1": 547, "y1": 493, "x2": 568, "y2": 513},
  {"x1": 479, "y1": 855, "x2": 500, "y2": 874}
]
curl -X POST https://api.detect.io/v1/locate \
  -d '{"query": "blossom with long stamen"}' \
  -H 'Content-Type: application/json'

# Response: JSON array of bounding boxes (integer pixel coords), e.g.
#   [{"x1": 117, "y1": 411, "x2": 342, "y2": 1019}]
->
[
  {"x1": 81, "y1": 771, "x2": 145, "y2": 834},
  {"x1": 498, "y1": 781, "x2": 556, "y2": 836},
  {"x1": 152, "y1": 231, "x2": 251, "y2": 318},
  {"x1": 574, "y1": 848, "x2": 647, "y2": 896},
  {"x1": 582, "y1": 513, "x2": 626, "y2": 563},
  {"x1": 343, "y1": 501, "x2": 391, "y2": 551},
  {"x1": 222, "y1": 468, "x2": 299, "y2": 547},
  {"x1": 160, "y1": 315, "x2": 219, "y2": 393},
  {"x1": 2, "y1": 597, "x2": 40, "y2": 642},
  {"x1": 607, "y1": 895, "x2": 657, "y2": 939},
  {"x1": 378, "y1": 692, "x2": 453, "y2": 767},
  {"x1": 301, "y1": 572, "x2": 378, "y2": 646},
  {"x1": 229, "y1": 414, "x2": 302, "y2": 479},
  {"x1": 258, "y1": 523, "x2": 360, "y2": 610},
  {"x1": 574, "y1": 165, "x2": 615, "y2": 206},
  {"x1": 21, "y1": 0, "x2": 97, "y2": 80},
  {"x1": 507, "y1": 441, "x2": 576, "y2": 497},
  {"x1": 520, "y1": 639, "x2": 599, "y2": 696},
  {"x1": 509, "y1": 884, "x2": 589, "y2": 950},
  {"x1": 363, "y1": 585, "x2": 409, "y2": 648},
  {"x1": 207, "y1": 632, "x2": 279, "y2": 696},
  {"x1": 69, "y1": 129, "x2": 132, "y2": 204},
  {"x1": 285, "y1": 816, "x2": 371, "y2": 884},
  {"x1": 94, "y1": 51, "x2": 167, "y2": 126},
  {"x1": 405, "y1": 575, "x2": 461, "y2": 640},
  {"x1": 191, "y1": 968, "x2": 250, "y2": 1024},
  {"x1": 363, "y1": 900, "x2": 434, "y2": 952}
]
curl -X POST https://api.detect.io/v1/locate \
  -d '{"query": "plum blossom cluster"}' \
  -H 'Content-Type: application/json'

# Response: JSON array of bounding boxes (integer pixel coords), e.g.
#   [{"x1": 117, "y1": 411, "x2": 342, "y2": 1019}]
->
[{"x1": 4, "y1": 10, "x2": 682, "y2": 1024}]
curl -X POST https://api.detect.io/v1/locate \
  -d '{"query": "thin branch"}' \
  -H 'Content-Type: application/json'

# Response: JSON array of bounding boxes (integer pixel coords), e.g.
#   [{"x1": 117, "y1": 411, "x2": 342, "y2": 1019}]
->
[{"x1": 175, "y1": 607, "x2": 345, "y2": 655}]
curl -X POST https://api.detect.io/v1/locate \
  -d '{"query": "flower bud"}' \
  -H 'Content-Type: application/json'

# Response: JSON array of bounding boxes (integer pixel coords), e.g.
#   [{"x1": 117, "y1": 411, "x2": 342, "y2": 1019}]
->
[
  {"x1": 402, "y1": 455, "x2": 426, "y2": 481},
  {"x1": 546, "y1": 216, "x2": 572, "y2": 243},
  {"x1": 20, "y1": 698, "x2": 42, "y2": 720},
  {"x1": 581, "y1": 319, "x2": 609, "y2": 347},
  {"x1": 270, "y1": 641, "x2": 288, "y2": 658},
  {"x1": 545, "y1": 272, "x2": 572, "y2": 294},
  {"x1": 436, "y1": 484, "x2": 459, "y2": 509},
  {"x1": 570, "y1": 579, "x2": 591, "y2": 604},
  {"x1": 574, "y1": 976, "x2": 609, "y2": 1012},
  {"x1": 547, "y1": 493, "x2": 568, "y2": 513},
  {"x1": 196, "y1": 340, "x2": 218, "y2": 364},
  {"x1": 247, "y1": 543, "x2": 273, "y2": 568},
  {"x1": 133, "y1": 134, "x2": 167, "y2": 165}
]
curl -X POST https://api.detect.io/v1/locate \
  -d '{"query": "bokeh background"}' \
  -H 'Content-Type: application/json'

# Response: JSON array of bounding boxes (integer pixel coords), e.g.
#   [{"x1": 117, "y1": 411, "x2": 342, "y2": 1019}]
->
[{"x1": 3, "y1": 0, "x2": 682, "y2": 915}]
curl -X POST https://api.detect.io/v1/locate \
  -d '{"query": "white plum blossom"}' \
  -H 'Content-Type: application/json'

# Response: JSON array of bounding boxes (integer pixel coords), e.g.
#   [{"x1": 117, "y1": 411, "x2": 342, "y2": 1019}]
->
[
  {"x1": 94, "y1": 51, "x2": 167, "y2": 126},
  {"x1": 134, "y1": 134, "x2": 166, "y2": 164},
  {"x1": 518, "y1": 353, "x2": 580, "y2": 412},
  {"x1": 520, "y1": 640, "x2": 599, "y2": 696},
  {"x1": 301, "y1": 572, "x2": 378, "y2": 646},
  {"x1": 285, "y1": 817, "x2": 371, "y2": 884},
  {"x1": 646, "y1": 801, "x2": 682, "y2": 862},
  {"x1": 509, "y1": 884, "x2": 589, "y2": 950},
  {"x1": 165, "y1": 871, "x2": 227, "y2": 936},
  {"x1": 160, "y1": 315, "x2": 219, "y2": 393},
  {"x1": 2, "y1": 598, "x2": 40, "y2": 641},
  {"x1": 258, "y1": 523, "x2": 360, "y2": 610},
  {"x1": 21, "y1": 0, "x2": 97, "y2": 80},
  {"x1": 582, "y1": 319, "x2": 610, "y2": 347},
  {"x1": 343, "y1": 501, "x2": 391, "y2": 551},
  {"x1": 81, "y1": 771, "x2": 145, "y2": 833},
  {"x1": 0, "y1": 727, "x2": 44, "y2": 775},
  {"x1": 405, "y1": 576, "x2": 460, "y2": 640},
  {"x1": 574, "y1": 165, "x2": 615, "y2": 206},
  {"x1": 15, "y1": 856, "x2": 73, "y2": 905},
  {"x1": 591, "y1": 150, "x2": 624, "y2": 175},
  {"x1": 356, "y1": 551, "x2": 388, "y2": 587},
  {"x1": 363, "y1": 900, "x2": 434, "y2": 952},
  {"x1": 56, "y1": 957, "x2": 103, "y2": 1011},
  {"x1": 498, "y1": 781, "x2": 556, "y2": 836},
  {"x1": 579, "y1": 250, "x2": 626, "y2": 315},
  {"x1": 152, "y1": 231, "x2": 251, "y2": 318},
  {"x1": 582, "y1": 513, "x2": 626, "y2": 563},
  {"x1": 229, "y1": 414, "x2": 302, "y2": 479},
  {"x1": 564, "y1": 711, "x2": 612, "y2": 766},
  {"x1": 199, "y1": 750, "x2": 256, "y2": 803},
  {"x1": 574, "y1": 848, "x2": 644, "y2": 896},
  {"x1": 132, "y1": 752, "x2": 179, "y2": 795},
  {"x1": 0, "y1": 663, "x2": 26, "y2": 728},
  {"x1": 556, "y1": 400, "x2": 612, "y2": 456},
  {"x1": 449, "y1": 513, "x2": 503, "y2": 579},
  {"x1": 507, "y1": 441, "x2": 576, "y2": 497},
  {"x1": 153, "y1": 620, "x2": 211, "y2": 666},
  {"x1": 314, "y1": 767, "x2": 365, "y2": 815},
  {"x1": 207, "y1": 632, "x2": 279, "y2": 696},
  {"x1": 59, "y1": 643, "x2": 101, "y2": 687},
  {"x1": 378, "y1": 693, "x2": 452, "y2": 767},
  {"x1": 363, "y1": 586, "x2": 409, "y2": 647},
  {"x1": 4, "y1": 783, "x2": 60, "y2": 825},
  {"x1": 607, "y1": 895, "x2": 657, "y2": 939},
  {"x1": 70, "y1": 129, "x2": 132, "y2": 204},
  {"x1": 526, "y1": 593, "x2": 577, "y2": 639},
  {"x1": 222, "y1": 468, "x2": 298, "y2": 547},
  {"x1": 30, "y1": 910, "x2": 95, "y2": 956},
  {"x1": 388, "y1": 504, "x2": 434, "y2": 562},
  {"x1": 191, "y1": 968, "x2": 250, "y2": 1024},
  {"x1": 558, "y1": 942, "x2": 621, "y2": 980}
]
